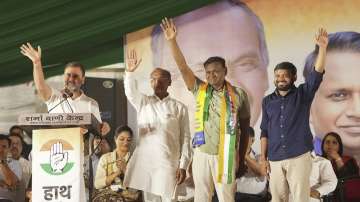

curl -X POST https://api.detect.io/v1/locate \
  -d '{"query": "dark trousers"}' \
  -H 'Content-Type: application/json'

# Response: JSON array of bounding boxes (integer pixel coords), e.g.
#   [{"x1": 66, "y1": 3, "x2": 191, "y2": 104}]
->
[
  {"x1": 212, "y1": 192, "x2": 270, "y2": 202},
  {"x1": 235, "y1": 192, "x2": 269, "y2": 202},
  {"x1": 0, "y1": 199, "x2": 13, "y2": 202}
]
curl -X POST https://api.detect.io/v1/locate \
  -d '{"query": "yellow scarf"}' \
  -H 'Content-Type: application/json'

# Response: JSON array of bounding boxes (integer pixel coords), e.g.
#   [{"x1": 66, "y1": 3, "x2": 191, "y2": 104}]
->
[{"x1": 194, "y1": 81, "x2": 238, "y2": 184}]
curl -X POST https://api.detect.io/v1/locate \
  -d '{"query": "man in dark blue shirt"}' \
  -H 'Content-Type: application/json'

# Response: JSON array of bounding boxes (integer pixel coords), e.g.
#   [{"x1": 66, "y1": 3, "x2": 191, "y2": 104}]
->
[{"x1": 260, "y1": 28, "x2": 329, "y2": 202}]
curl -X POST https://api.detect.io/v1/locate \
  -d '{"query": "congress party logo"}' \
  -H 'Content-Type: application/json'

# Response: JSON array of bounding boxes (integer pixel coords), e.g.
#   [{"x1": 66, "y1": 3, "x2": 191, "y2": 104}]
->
[{"x1": 40, "y1": 139, "x2": 74, "y2": 175}]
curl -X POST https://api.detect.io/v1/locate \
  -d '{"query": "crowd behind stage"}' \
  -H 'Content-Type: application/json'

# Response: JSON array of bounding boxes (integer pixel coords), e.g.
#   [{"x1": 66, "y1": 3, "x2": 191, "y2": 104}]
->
[{"x1": 0, "y1": 124, "x2": 359, "y2": 202}]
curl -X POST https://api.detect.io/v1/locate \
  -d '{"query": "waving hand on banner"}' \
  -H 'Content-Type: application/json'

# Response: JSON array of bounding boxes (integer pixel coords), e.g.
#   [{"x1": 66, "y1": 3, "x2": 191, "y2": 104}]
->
[{"x1": 50, "y1": 142, "x2": 68, "y2": 173}]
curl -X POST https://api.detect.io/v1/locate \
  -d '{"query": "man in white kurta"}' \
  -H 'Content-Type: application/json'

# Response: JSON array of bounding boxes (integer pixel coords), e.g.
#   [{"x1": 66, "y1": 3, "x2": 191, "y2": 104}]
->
[{"x1": 123, "y1": 50, "x2": 191, "y2": 202}]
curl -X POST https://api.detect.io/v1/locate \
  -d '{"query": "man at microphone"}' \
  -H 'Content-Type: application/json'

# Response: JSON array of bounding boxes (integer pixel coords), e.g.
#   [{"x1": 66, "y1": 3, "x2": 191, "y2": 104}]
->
[{"x1": 20, "y1": 43, "x2": 110, "y2": 136}]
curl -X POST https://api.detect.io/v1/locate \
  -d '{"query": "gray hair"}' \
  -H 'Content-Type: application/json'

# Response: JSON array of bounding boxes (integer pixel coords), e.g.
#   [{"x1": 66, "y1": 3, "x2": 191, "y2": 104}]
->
[{"x1": 151, "y1": 0, "x2": 269, "y2": 69}]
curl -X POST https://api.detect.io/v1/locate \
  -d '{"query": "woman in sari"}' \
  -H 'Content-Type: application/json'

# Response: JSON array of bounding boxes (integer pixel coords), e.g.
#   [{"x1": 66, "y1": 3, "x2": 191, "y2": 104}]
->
[{"x1": 94, "y1": 125, "x2": 140, "y2": 202}]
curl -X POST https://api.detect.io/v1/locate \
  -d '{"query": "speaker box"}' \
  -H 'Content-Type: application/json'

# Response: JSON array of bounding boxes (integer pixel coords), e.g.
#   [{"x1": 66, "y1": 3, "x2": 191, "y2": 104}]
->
[{"x1": 82, "y1": 77, "x2": 127, "y2": 147}]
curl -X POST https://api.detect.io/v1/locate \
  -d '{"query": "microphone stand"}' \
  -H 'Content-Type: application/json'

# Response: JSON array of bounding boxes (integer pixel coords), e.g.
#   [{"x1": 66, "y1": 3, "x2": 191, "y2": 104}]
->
[
  {"x1": 65, "y1": 99, "x2": 74, "y2": 113},
  {"x1": 88, "y1": 137, "x2": 103, "y2": 201},
  {"x1": 48, "y1": 90, "x2": 74, "y2": 113},
  {"x1": 47, "y1": 96, "x2": 68, "y2": 113}
]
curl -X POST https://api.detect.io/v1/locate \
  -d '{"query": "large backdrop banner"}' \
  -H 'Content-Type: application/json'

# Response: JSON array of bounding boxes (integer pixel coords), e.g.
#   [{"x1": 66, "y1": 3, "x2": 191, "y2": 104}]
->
[{"x1": 125, "y1": 0, "x2": 360, "y2": 164}]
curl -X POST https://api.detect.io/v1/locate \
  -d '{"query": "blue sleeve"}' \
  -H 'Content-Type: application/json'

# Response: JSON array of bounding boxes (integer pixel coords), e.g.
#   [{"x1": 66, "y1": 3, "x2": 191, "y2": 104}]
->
[{"x1": 301, "y1": 67, "x2": 324, "y2": 101}]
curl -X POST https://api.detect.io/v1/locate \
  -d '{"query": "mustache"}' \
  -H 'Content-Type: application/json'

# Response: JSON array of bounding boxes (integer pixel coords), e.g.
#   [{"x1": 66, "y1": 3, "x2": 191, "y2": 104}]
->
[
  {"x1": 65, "y1": 82, "x2": 81, "y2": 90},
  {"x1": 276, "y1": 80, "x2": 290, "y2": 83},
  {"x1": 66, "y1": 82, "x2": 77, "y2": 86}
]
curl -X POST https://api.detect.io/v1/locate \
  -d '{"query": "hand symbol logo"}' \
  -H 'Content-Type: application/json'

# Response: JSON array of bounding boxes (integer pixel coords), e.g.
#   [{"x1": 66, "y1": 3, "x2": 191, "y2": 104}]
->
[{"x1": 50, "y1": 142, "x2": 69, "y2": 174}]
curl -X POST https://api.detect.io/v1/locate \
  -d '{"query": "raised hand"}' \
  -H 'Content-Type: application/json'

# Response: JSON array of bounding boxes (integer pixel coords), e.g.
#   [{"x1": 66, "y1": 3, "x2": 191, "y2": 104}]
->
[
  {"x1": 315, "y1": 28, "x2": 328, "y2": 49},
  {"x1": 160, "y1": 17, "x2": 196, "y2": 90},
  {"x1": 50, "y1": 142, "x2": 68, "y2": 173},
  {"x1": 20, "y1": 42, "x2": 52, "y2": 101},
  {"x1": 20, "y1": 43, "x2": 42, "y2": 64},
  {"x1": 126, "y1": 49, "x2": 142, "y2": 72},
  {"x1": 160, "y1": 17, "x2": 177, "y2": 41}
]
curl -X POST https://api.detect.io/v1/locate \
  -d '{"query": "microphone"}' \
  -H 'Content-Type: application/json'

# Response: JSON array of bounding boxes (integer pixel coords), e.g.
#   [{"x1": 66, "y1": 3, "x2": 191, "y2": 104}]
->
[
  {"x1": 63, "y1": 88, "x2": 74, "y2": 113},
  {"x1": 48, "y1": 88, "x2": 74, "y2": 113},
  {"x1": 62, "y1": 88, "x2": 73, "y2": 98}
]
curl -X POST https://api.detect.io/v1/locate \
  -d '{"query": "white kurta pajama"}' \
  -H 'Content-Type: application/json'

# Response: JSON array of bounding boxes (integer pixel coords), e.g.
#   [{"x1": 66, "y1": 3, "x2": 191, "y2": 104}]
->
[{"x1": 123, "y1": 71, "x2": 191, "y2": 201}]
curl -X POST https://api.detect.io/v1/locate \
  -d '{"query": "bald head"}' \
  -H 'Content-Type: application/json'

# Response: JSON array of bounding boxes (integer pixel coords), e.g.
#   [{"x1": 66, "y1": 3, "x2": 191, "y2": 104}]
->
[
  {"x1": 151, "y1": 68, "x2": 172, "y2": 81},
  {"x1": 150, "y1": 68, "x2": 172, "y2": 99}
]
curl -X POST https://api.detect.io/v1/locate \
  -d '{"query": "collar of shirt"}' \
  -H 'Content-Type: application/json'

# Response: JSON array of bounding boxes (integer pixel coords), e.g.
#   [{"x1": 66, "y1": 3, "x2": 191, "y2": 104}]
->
[
  {"x1": 213, "y1": 84, "x2": 225, "y2": 93},
  {"x1": 68, "y1": 90, "x2": 86, "y2": 102},
  {"x1": 153, "y1": 94, "x2": 171, "y2": 102},
  {"x1": 274, "y1": 85, "x2": 297, "y2": 97},
  {"x1": 311, "y1": 151, "x2": 317, "y2": 159}
]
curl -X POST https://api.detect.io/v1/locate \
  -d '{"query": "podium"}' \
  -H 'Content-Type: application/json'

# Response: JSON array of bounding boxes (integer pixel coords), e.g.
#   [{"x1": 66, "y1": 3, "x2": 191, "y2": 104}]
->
[{"x1": 18, "y1": 113, "x2": 101, "y2": 202}]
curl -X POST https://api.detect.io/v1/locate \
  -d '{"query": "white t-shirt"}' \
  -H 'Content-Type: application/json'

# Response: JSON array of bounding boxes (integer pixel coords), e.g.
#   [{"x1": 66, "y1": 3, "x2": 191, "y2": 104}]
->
[
  {"x1": 236, "y1": 150, "x2": 267, "y2": 195},
  {"x1": 45, "y1": 88, "x2": 102, "y2": 122}
]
